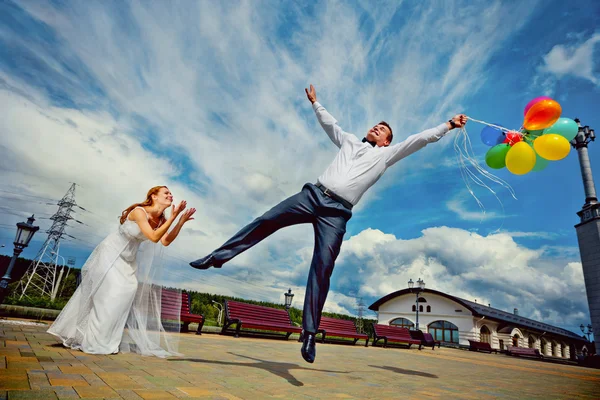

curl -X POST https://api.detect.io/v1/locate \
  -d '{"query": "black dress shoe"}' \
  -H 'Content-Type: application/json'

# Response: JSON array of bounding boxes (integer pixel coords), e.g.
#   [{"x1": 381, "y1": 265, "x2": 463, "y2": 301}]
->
[
  {"x1": 190, "y1": 254, "x2": 222, "y2": 270},
  {"x1": 300, "y1": 332, "x2": 316, "y2": 363}
]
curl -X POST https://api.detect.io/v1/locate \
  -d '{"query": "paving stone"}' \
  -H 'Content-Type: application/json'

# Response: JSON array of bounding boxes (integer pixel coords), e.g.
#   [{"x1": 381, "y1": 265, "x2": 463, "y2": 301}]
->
[
  {"x1": 0, "y1": 374, "x2": 30, "y2": 390},
  {"x1": 74, "y1": 385, "x2": 118, "y2": 398},
  {"x1": 133, "y1": 390, "x2": 177, "y2": 399},
  {"x1": 59, "y1": 366, "x2": 93, "y2": 374},
  {"x1": 52, "y1": 387, "x2": 80, "y2": 400},
  {"x1": 115, "y1": 390, "x2": 143, "y2": 400},
  {"x1": 47, "y1": 372, "x2": 89, "y2": 387},
  {"x1": 7, "y1": 390, "x2": 58, "y2": 399}
]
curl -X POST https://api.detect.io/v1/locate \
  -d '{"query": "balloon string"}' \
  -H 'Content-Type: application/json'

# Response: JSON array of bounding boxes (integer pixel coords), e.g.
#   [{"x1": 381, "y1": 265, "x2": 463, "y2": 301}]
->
[
  {"x1": 466, "y1": 117, "x2": 511, "y2": 132},
  {"x1": 465, "y1": 116, "x2": 529, "y2": 136},
  {"x1": 452, "y1": 126, "x2": 518, "y2": 231}
]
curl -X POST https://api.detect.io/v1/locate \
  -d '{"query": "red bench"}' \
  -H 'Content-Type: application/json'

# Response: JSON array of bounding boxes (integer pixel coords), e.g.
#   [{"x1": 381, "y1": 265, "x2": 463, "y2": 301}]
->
[
  {"x1": 468, "y1": 339, "x2": 497, "y2": 353},
  {"x1": 222, "y1": 300, "x2": 302, "y2": 339},
  {"x1": 423, "y1": 332, "x2": 441, "y2": 349},
  {"x1": 161, "y1": 289, "x2": 205, "y2": 335},
  {"x1": 317, "y1": 317, "x2": 369, "y2": 347},
  {"x1": 372, "y1": 324, "x2": 422, "y2": 349},
  {"x1": 507, "y1": 346, "x2": 543, "y2": 359},
  {"x1": 409, "y1": 330, "x2": 441, "y2": 350}
]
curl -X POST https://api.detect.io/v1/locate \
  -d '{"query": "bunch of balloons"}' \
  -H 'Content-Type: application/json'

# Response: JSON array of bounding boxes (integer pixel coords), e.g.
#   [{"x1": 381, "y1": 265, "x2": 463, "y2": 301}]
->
[{"x1": 481, "y1": 97, "x2": 578, "y2": 175}]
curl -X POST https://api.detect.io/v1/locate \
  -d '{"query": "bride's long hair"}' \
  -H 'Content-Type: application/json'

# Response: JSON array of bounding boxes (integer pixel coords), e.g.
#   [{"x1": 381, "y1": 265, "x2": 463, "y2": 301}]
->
[{"x1": 120, "y1": 186, "x2": 168, "y2": 225}]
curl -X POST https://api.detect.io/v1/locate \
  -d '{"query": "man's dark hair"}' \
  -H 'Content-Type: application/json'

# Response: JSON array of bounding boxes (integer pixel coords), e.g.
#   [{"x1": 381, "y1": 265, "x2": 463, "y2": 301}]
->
[{"x1": 379, "y1": 121, "x2": 393, "y2": 144}]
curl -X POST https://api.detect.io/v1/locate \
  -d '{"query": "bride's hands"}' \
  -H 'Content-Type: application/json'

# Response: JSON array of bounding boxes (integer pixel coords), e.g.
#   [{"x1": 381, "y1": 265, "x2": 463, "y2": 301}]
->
[
  {"x1": 179, "y1": 208, "x2": 196, "y2": 224},
  {"x1": 171, "y1": 200, "x2": 187, "y2": 217}
]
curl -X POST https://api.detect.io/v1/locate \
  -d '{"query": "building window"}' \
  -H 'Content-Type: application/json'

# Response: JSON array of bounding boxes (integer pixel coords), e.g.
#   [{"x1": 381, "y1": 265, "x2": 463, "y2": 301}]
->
[
  {"x1": 480, "y1": 325, "x2": 491, "y2": 344},
  {"x1": 499, "y1": 339, "x2": 505, "y2": 350},
  {"x1": 428, "y1": 320, "x2": 459, "y2": 343},
  {"x1": 426, "y1": 305, "x2": 431, "y2": 313},
  {"x1": 528, "y1": 336, "x2": 535, "y2": 349},
  {"x1": 418, "y1": 297, "x2": 427, "y2": 303},
  {"x1": 389, "y1": 318, "x2": 414, "y2": 329},
  {"x1": 419, "y1": 305, "x2": 423, "y2": 312},
  {"x1": 412, "y1": 305, "x2": 416, "y2": 312}
]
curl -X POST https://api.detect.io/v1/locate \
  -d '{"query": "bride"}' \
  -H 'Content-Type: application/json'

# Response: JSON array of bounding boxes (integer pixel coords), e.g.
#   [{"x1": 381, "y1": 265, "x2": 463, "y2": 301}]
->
[{"x1": 48, "y1": 186, "x2": 195, "y2": 357}]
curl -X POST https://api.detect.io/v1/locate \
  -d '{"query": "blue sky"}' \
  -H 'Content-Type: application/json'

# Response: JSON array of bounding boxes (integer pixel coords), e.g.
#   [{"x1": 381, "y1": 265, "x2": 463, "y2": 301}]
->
[{"x1": 1, "y1": 0, "x2": 599, "y2": 337}]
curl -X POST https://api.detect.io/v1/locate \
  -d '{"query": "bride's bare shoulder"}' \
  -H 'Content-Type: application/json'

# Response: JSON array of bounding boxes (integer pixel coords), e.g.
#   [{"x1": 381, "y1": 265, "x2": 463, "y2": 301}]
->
[{"x1": 128, "y1": 207, "x2": 147, "y2": 222}]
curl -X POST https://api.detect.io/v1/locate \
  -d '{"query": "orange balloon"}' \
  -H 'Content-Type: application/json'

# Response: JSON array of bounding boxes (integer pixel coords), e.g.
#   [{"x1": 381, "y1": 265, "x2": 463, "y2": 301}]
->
[{"x1": 523, "y1": 99, "x2": 561, "y2": 130}]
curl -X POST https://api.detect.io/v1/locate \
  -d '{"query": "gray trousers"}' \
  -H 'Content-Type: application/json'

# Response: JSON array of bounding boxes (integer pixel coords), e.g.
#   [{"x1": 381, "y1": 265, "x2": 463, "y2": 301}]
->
[{"x1": 209, "y1": 183, "x2": 352, "y2": 334}]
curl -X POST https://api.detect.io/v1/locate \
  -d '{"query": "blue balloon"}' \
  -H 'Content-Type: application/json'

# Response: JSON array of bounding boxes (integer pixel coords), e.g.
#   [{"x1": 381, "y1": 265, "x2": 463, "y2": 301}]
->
[{"x1": 481, "y1": 124, "x2": 504, "y2": 146}]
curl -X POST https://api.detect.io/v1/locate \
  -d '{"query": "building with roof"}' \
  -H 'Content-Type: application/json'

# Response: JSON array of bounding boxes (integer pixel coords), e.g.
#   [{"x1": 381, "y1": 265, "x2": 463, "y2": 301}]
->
[{"x1": 368, "y1": 288, "x2": 593, "y2": 359}]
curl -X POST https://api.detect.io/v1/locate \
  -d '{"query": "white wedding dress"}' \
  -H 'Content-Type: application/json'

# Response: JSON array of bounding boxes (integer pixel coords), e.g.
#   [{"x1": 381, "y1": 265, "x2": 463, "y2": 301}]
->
[{"x1": 48, "y1": 207, "x2": 180, "y2": 357}]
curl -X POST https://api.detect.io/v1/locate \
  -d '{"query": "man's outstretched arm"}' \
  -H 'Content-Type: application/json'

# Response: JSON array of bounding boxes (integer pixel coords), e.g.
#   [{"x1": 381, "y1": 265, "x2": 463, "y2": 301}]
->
[
  {"x1": 384, "y1": 114, "x2": 467, "y2": 167},
  {"x1": 306, "y1": 84, "x2": 348, "y2": 148}
]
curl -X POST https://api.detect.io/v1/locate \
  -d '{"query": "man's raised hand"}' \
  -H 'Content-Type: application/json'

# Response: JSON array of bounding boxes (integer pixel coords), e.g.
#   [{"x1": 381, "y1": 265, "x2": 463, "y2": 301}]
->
[
  {"x1": 305, "y1": 84, "x2": 317, "y2": 104},
  {"x1": 451, "y1": 114, "x2": 468, "y2": 129}
]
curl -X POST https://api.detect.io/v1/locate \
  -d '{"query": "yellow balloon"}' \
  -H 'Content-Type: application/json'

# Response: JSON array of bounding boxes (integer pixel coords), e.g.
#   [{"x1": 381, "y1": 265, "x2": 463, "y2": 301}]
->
[
  {"x1": 533, "y1": 134, "x2": 571, "y2": 161},
  {"x1": 505, "y1": 142, "x2": 536, "y2": 175}
]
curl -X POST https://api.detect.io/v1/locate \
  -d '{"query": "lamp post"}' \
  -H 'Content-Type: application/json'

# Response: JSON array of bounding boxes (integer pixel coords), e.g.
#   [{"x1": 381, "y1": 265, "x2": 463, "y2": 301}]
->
[
  {"x1": 0, "y1": 215, "x2": 39, "y2": 304},
  {"x1": 572, "y1": 119, "x2": 600, "y2": 355},
  {"x1": 211, "y1": 300, "x2": 224, "y2": 326},
  {"x1": 580, "y1": 323, "x2": 594, "y2": 342},
  {"x1": 284, "y1": 288, "x2": 294, "y2": 311},
  {"x1": 408, "y1": 278, "x2": 426, "y2": 330}
]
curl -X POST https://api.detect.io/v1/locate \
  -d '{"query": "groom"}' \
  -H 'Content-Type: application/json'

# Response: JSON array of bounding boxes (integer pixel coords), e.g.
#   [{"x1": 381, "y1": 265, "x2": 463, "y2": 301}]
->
[{"x1": 191, "y1": 85, "x2": 467, "y2": 363}]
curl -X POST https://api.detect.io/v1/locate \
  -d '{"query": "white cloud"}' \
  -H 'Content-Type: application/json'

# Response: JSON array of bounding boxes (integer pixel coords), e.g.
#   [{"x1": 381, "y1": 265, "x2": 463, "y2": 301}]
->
[
  {"x1": 541, "y1": 32, "x2": 600, "y2": 85},
  {"x1": 446, "y1": 197, "x2": 504, "y2": 222}
]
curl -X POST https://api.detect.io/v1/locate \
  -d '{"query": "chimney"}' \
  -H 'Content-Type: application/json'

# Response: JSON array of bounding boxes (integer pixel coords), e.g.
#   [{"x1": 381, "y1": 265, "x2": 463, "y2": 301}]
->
[{"x1": 514, "y1": 308, "x2": 519, "y2": 315}]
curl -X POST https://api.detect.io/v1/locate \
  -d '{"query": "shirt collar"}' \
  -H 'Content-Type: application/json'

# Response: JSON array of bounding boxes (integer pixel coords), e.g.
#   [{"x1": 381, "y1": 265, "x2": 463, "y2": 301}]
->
[{"x1": 362, "y1": 137, "x2": 376, "y2": 147}]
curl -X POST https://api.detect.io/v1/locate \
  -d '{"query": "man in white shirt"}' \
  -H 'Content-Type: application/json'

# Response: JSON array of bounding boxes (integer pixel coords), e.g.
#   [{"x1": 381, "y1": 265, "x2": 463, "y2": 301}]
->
[{"x1": 191, "y1": 85, "x2": 467, "y2": 363}]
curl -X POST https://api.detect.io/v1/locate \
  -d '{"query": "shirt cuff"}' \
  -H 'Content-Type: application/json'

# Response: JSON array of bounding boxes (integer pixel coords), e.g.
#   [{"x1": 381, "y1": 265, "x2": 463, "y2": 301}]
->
[
  {"x1": 437, "y1": 122, "x2": 450, "y2": 136},
  {"x1": 312, "y1": 101, "x2": 322, "y2": 111}
]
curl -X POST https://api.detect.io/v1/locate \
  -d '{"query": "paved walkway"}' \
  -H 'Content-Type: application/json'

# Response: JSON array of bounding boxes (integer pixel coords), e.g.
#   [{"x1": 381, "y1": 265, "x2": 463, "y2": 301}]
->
[{"x1": 1, "y1": 320, "x2": 599, "y2": 399}]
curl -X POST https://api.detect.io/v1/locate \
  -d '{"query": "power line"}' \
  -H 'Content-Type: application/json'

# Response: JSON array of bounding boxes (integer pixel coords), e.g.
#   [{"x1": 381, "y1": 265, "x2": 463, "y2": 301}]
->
[
  {"x1": 0, "y1": 190, "x2": 58, "y2": 202},
  {"x1": 0, "y1": 207, "x2": 53, "y2": 218}
]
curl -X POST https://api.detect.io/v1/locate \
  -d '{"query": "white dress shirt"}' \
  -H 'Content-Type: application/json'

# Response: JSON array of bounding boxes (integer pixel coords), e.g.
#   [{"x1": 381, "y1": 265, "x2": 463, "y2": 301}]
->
[{"x1": 313, "y1": 102, "x2": 449, "y2": 206}]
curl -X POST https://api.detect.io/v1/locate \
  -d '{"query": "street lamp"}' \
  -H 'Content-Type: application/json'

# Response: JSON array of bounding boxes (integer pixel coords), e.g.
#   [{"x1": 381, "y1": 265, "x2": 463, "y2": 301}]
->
[
  {"x1": 580, "y1": 323, "x2": 593, "y2": 342},
  {"x1": 0, "y1": 215, "x2": 39, "y2": 304},
  {"x1": 284, "y1": 288, "x2": 294, "y2": 310},
  {"x1": 572, "y1": 119, "x2": 600, "y2": 355},
  {"x1": 572, "y1": 119, "x2": 597, "y2": 209},
  {"x1": 211, "y1": 300, "x2": 224, "y2": 326},
  {"x1": 408, "y1": 278, "x2": 426, "y2": 330}
]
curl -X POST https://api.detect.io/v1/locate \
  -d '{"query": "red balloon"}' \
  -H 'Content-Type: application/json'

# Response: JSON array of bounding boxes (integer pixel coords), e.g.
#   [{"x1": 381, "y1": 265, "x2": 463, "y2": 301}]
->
[
  {"x1": 523, "y1": 99, "x2": 562, "y2": 130},
  {"x1": 524, "y1": 96, "x2": 552, "y2": 117},
  {"x1": 503, "y1": 131, "x2": 522, "y2": 146}
]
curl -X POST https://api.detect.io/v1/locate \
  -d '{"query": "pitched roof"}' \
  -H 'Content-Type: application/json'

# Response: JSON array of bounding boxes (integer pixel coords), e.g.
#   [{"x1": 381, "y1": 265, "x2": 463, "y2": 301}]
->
[{"x1": 368, "y1": 288, "x2": 584, "y2": 342}]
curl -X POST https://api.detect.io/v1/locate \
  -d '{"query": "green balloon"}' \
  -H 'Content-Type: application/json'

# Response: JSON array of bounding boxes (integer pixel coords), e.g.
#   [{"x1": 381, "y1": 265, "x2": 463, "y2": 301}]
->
[
  {"x1": 544, "y1": 117, "x2": 578, "y2": 141},
  {"x1": 485, "y1": 144, "x2": 510, "y2": 169},
  {"x1": 525, "y1": 129, "x2": 545, "y2": 139},
  {"x1": 528, "y1": 143, "x2": 550, "y2": 172},
  {"x1": 532, "y1": 154, "x2": 549, "y2": 172}
]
